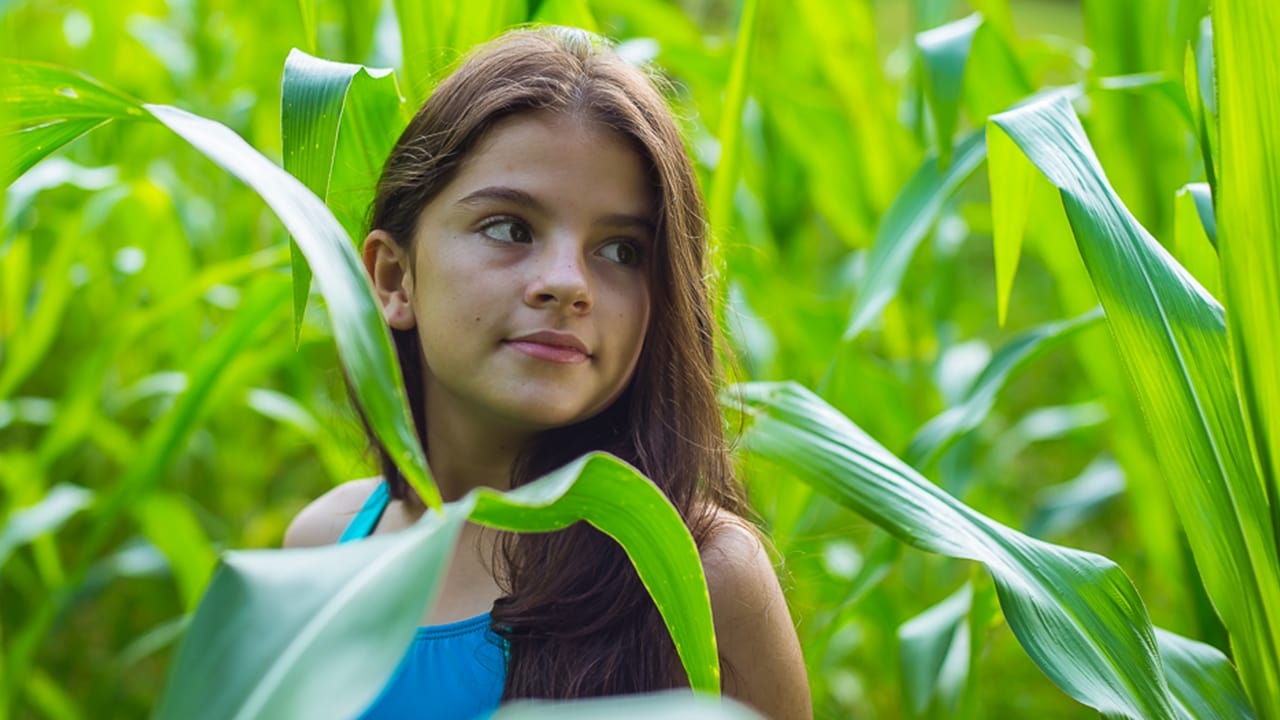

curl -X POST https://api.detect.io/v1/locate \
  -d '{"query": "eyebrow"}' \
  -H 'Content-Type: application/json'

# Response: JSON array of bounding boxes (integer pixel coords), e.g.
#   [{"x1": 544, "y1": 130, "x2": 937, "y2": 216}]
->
[{"x1": 456, "y1": 185, "x2": 656, "y2": 234}]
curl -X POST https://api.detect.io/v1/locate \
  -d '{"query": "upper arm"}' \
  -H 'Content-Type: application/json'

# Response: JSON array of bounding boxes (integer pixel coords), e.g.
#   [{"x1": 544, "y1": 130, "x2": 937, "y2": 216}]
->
[
  {"x1": 282, "y1": 478, "x2": 380, "y2": 548},
  {"x1": 702, "y1": 515, "x2": 812, "y2": 720}
]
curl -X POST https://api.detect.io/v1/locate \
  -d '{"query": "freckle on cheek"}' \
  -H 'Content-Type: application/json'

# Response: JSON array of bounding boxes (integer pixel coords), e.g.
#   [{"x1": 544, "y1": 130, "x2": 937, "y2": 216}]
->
[{"x1": 474, "y1": 316, "x2": 482, "y2": 323}]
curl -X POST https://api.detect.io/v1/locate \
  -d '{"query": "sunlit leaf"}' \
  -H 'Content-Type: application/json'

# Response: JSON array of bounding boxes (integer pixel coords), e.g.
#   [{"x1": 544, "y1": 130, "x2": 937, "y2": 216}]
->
[
  {"x1": 990, "y1": 92, "x2": 1278, "y2": 717},
  {"x1": 281, "y1": 49, "x2": 406, "y2": 342},
  {"x1": 1214, "y1": 7, "x2": 1280, "y2": 711}
]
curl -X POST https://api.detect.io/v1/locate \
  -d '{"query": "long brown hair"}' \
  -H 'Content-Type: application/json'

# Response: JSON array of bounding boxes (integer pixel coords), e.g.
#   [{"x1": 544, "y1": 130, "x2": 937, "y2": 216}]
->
[{"x1": 362, "y1": 26, "x2": 747, "y2": 698}]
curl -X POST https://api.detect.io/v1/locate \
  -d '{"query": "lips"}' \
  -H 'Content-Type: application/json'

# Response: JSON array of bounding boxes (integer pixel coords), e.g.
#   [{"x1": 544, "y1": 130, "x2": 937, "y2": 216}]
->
[{"x1": 504, "y1": 330, "x2": 591, "y2": 364}]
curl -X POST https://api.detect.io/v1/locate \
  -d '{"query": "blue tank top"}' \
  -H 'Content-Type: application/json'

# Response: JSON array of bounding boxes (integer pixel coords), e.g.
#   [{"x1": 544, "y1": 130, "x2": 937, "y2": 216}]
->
[{"x1": 338, "y1": 482, "x2": 506, "y2": 719}]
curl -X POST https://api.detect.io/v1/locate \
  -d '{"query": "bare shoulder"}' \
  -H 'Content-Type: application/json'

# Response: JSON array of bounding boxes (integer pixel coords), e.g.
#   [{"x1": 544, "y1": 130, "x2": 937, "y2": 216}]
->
[
  {"x1": 283, "y1": 477, "x2": 382, "y2": 548},
  {"x1": 701, "y1": 507, "x2": 812, "y2": 720}
]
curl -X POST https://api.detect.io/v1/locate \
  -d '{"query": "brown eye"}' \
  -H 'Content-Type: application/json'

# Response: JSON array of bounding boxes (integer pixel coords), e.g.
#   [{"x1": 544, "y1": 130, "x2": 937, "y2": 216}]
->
[
  {"x1": 599, "y1": 240, "x2": 641, "y2": 266},
  {"x1": 480, "y1": 219, "x2": 531, "y2": 244}
]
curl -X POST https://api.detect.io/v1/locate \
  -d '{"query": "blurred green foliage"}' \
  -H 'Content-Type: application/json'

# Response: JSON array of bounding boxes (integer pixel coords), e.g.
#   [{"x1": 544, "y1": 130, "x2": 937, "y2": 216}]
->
[{"x1": 5, "y1": 0, "x2": 1269, "y2": 717}]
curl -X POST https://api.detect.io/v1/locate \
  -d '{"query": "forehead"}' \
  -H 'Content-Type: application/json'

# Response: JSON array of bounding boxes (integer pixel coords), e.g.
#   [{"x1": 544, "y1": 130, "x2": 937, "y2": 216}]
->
[{"x1": 434, "y1": 110, "x2": 657, "y2": 218}]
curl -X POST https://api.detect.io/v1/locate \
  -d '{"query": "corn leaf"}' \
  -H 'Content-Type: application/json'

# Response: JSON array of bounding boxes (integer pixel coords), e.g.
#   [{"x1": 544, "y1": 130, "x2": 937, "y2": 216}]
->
[
  {"x1": 0, "y1": 61, "x2": 143, "y2": 187},
  {"x1": 733, "y1": 380, "x2": 1246, "y2": 718},
  {"x1": 844, "y1": 131, "x2": 985, "y2": 341},
  {"x1": 1171, "y1": 184, "x2": 1219, "y2": 297},
  {"x1": 706, "y1": 0, "x2": 759, "y2": 298},
  {"x1": 989, "y1": 92, "x2": 1278, "y2": 717},
  {"x1": 155, "y1": 452, "x2": 720, "y2": 718},
  {"x1": 1214, "y1": 7, "x2": 1280, "y2": 711},
  {"x1": 280, "y1": 49, "x2": 406, "y2": 343},
  {"x1": 906, "y1": 308, "x2": 1102, "y2": 467},
  {"x1": 916, "y1": 13, "x2": 981, "y2": 168},
  {"x1": 144, "y1": 103, "x2": 436, "y2": 510}
]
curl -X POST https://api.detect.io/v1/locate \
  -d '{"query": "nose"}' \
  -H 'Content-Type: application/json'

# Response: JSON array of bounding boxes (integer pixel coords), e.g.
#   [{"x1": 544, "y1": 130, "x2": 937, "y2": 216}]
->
[{"x1": 524, "y1": 239, "x2": 592, "y2": 314}]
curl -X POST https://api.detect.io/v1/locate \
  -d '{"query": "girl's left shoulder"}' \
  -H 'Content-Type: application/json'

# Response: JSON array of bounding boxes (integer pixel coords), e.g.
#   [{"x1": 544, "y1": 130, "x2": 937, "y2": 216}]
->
[{"x1": 699, "y1": 508, "x2": 812, "y2": 720}]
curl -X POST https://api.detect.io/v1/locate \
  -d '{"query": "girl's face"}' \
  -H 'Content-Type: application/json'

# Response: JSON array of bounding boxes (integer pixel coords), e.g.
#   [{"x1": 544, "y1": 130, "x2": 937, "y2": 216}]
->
[{"x1": 374, "y1": 111, "x2": 654, "y2": 435}]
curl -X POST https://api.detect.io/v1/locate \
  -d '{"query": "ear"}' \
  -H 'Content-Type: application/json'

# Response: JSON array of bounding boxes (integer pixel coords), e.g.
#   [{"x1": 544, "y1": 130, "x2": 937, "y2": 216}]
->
[{"x1": 362, "y1": 229, "x2": 417, "y2": 330}]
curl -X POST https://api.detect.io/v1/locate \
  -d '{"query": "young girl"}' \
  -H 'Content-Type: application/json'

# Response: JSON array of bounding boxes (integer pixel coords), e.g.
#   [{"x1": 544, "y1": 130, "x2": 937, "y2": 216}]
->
[{"x1": 284, "y1": 26, "x2": 810, "y2": 720}]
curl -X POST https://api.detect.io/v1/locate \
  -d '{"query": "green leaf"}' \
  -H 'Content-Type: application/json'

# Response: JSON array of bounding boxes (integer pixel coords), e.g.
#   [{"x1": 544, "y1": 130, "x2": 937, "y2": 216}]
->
[
  {"x1": 1214, "y1": 9, "x2": 1280, "y2": 712},
  {"x1": 988, "y1": 115, "x2": 1039, "y2": 326},
  {"x1": 706, "y1": 0, "x2": 759, "y2": 302},
  {"x1": 733, "y1": 381, "x2": 1242, "y2": 718},
  {"x1": 154, "y1": 495, "x2": 470, "y2": 720},
  {"x1": 906, "y1": 308, "x2": 1102, "y2": 467},
  {"x1": 144, "y1": 103, "x2": 436, "y2": 510},
  {"x1": 989, "y1": 92, "x2": 1278, "y2": 717},
  {"x1": 0, "y1": 484, "x2": 92, "y2": 570},
  {"x1": 0, "y1": 61, "x2": 143, "y2": 187},
  {"x1": 132, "y1": 492, "x2": 217, "y2": 612},
  {"x1": 844, "y1": 131, "x2": 986, "y2": 341},
  {"x1": 916, "y1": 13, "x2": 982, "y2": 168},
  {"x1": 281, "y1": 49, "x2": 406, "y2": 343},
  {"x1": 155, "y1": 452, "x2": 720, "y2": 718},
  {"x1": 899, "y1": 583, "x2": 972, "y2": 717},
  {"x1": 1172, "y1": 184, "x2": 1219, "y2": 298},
  {"x1": 1156, "y1": 629, "x2": 1256, "y2": 720}
]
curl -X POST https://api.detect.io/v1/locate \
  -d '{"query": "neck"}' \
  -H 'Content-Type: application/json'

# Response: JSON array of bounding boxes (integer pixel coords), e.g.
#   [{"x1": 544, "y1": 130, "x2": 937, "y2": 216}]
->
[{"x1": 420, "y1": 394, "x2": 533, "y2": 504}]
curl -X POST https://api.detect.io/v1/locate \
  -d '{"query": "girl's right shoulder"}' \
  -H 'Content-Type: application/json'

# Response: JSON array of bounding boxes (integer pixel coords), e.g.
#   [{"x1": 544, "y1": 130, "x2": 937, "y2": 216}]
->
[{"x1": 282, "y1": 477, "x2": 383, "y2": 549}]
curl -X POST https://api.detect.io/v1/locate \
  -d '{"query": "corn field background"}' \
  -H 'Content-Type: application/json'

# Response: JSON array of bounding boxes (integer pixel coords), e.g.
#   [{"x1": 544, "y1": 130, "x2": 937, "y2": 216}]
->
[{"x1": 3, "y1": 0, "x2": 1279, "y2": 718}]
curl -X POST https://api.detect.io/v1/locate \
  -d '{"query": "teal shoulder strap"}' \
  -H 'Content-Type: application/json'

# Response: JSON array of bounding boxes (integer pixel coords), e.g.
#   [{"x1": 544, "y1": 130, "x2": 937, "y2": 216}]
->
[{"x1": 338, "y1": 481, "x2": 391, "y2": 544}]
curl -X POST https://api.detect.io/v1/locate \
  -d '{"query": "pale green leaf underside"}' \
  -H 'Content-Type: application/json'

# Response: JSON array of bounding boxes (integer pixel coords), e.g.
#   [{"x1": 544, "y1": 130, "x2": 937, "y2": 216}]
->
[{"x1": 155, "y1": 453, "x2": 719, "y2": 718}]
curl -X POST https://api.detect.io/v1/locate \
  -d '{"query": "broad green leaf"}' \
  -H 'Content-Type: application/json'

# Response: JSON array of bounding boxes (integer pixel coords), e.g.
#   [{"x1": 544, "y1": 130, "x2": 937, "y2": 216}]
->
[
  {"x1": 281, "y1": 49, "x2": 405, "y2": 342},
  {"x1": 733, "y1": 381, "x2": 1242, "y2": 718},
  {"x1": 1214, "y1": 11, "x2": 1280, "y2": 711},
  {"x1": 156, "y1": 452, "x2": 719, "y2": 718},
  {"x1": 706, "y1": 0, "x2": 759, "y2": 300},
  {"x1": 154, "y1": 495, "x2": 470, "y2": 720},
  {"x1": 0, "y1": 484, "x2": 92, "y2": 570},
  {"x1": 144, "y1": 103, "x2": 435, "y2": 509},
  {"x1": 916, "y1": 13, "x2": 981, "y2": 168},
  {"x1": 0, "y1": 61, "x2": 142, "y2": 187},
  {"x1": 4, "y1": 118, "x2": 110, "y2": 188},
  {"x1": 1156, "y1": 629, "x2": 1255, "y2": 720},
  {"x1": 844, "y1": 131, "x2": 985, "y2": 341},
  {"x1": 492, "y1": 691, "x2": 761, "y2": 719},
  {"x1": 907, "y1": 308, "x2": 1102, "y2": 467},
  {"x1": 990, "y1": 93, "x2": 1278, "y2": 717}
]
